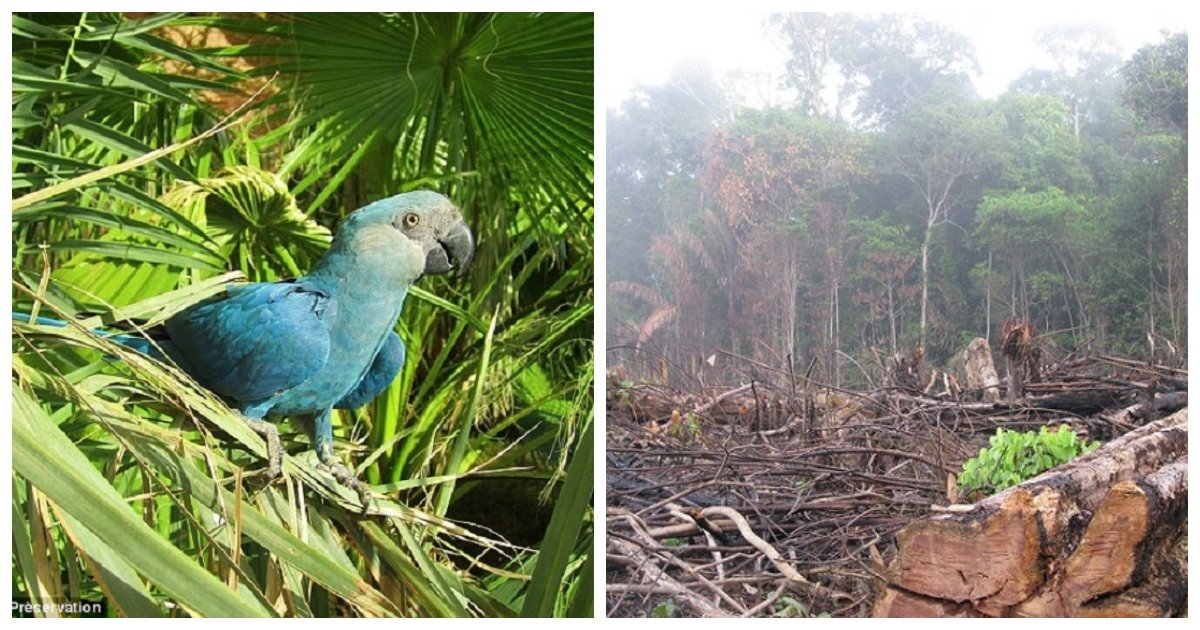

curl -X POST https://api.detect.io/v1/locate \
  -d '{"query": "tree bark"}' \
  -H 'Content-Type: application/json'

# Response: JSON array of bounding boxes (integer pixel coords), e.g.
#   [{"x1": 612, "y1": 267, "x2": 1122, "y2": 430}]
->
[
  {"x1": 919, "y1": 226, "x2": 930, "y2": 350},
  {"x1": 1013, "y1": 457, "x2": 1186, "y2": 616},
  {"x1": 874, "y1": 588, "x2": 985, "y2": 618},
  {"x1": 874, "y1": 409, "x2": 1188, "y2": 618},
  {"x1": 962, "y1": 337, "x2": 1001, "y2": 403},
  {"x1": 1005, "y1": 355, "x2": 1023, "y2": 401}
]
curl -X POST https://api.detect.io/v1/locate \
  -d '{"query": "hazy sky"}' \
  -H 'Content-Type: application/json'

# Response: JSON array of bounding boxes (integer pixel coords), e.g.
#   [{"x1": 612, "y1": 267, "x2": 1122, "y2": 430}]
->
[{"x1": 601, "y1": 7, "x2": 1190, "y2": 110}]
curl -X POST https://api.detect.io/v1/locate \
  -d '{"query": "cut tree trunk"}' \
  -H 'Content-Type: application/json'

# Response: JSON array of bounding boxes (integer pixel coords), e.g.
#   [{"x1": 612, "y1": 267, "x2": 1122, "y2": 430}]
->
[
  {"x1": 1006, "y1": 355, "x2": 1023, "y2": 401},
  {"x1": 1014, "y1": 456, "x2": 1186, "y2": 616},
  {"x1": 962, "y1": 337, "x2": 1001, "y2": 403},
  {"x1": 874, "y1": 409, "x2": 1188, "y2": 618},
  {"x1": 873, "y1": 588, "x2": 985, "y2": 618},
  {"x1": 1077, "y1": 533, "x2": 1187, "y2": 618},
  {"x1": 1023, "y1": 388, "x2": 1133, "y2": 413}
]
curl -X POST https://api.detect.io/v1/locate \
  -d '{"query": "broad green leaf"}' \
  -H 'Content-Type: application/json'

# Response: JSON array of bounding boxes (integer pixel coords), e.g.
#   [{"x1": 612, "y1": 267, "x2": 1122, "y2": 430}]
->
[
  {"x1": 52, "y1": 507, "x2": 165, "y2": 617},
  {"x1": 12, "y1": 386, "x2": 272, "y2": 618}
]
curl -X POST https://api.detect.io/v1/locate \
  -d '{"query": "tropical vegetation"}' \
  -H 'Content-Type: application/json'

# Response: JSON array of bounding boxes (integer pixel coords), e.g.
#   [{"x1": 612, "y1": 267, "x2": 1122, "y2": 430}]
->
[
  {"x1": 957, "y1": 426, "x2": 1100, "y2": 499},
  {"x1": 12, "y1": 12, "x2": 593, "y2": 617},
  {"x1": 608, "y1": 15, "x2": 1186, "y2": 384}
]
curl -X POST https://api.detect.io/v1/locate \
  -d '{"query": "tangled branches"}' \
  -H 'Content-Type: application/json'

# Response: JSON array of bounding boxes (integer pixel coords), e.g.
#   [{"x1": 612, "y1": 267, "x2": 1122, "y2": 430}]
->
[{"x1": 605, "y1": 354, "x2": 1185, "y2": 617}]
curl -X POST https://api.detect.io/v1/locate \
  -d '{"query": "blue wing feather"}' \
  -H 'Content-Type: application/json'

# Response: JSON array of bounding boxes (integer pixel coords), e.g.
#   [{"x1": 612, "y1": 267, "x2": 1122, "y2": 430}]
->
[
  {"x1": 164, "y1": 281, "x2": 331, "y2": 406},
  {"x1": 335, "y1": 331, "x2": 405, "y2": 410}
]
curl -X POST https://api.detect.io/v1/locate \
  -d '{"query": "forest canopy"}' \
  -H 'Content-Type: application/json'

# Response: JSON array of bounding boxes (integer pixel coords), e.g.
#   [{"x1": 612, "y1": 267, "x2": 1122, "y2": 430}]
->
[{"x1": 607, "y1": 15, "x2": 1187, "y2": 385}]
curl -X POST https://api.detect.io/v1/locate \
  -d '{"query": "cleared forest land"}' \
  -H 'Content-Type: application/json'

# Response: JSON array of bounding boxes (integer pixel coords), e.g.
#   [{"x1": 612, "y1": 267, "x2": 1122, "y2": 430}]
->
[{"x1": 605, "y1": 346, "x2": 1186, "y2": 617}]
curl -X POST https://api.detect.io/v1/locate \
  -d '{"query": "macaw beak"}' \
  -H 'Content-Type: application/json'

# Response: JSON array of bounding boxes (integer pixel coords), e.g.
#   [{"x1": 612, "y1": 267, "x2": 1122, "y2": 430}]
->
[{"x1": 424, "y1": 218, "x2": 475, "y2": 276}]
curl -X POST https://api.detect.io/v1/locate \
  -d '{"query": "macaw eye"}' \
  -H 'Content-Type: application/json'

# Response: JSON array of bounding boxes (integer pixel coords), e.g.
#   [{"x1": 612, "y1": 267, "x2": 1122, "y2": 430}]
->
[{"x1": 403, "y1": 213, "x2": 420, "y2": 228}]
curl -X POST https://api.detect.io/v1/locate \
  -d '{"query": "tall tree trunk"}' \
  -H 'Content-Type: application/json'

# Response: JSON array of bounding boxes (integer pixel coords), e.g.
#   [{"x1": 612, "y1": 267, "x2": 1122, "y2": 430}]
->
[
  {"x1": 1010, "y1": 264, "x2": 1018, "y2": 318},
  {"x1": 1018, "y1": 258, "x2": 1030, "y2": 322},
  {"x1": 920, "y1": 229, "x2": 931, "y2": 350},
  {"x1": 832, "y1": 277, "x2": 840, "y2": 386},
  {"x1": 785, "y1": 242, "x2": 799, "y2": 366},
  {"x1": 1145, "y1": 202, "x2": 1157, "y2": 359},
  {"x1": 1072, "y1": 96, "x2": 1081, "y2": 141},
  {"x1": 888, "y1": 283, "x2": 898, "y2": 355},
  {"x1": 985, "y1": 248, "x2": 993, "y2": 342},
  {"x1": 1055, "y1": 249, "x2": 1089, "y2": 346}
]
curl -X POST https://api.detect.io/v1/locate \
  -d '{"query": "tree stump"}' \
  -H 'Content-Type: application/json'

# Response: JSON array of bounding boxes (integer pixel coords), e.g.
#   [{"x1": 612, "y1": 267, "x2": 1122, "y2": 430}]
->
[
  {"x1": 874, "y1": 409, "x2": 1188, "y2": 617},
  {"x1": 962, "y1": 337, "x2": 1001, "y2": 403}
]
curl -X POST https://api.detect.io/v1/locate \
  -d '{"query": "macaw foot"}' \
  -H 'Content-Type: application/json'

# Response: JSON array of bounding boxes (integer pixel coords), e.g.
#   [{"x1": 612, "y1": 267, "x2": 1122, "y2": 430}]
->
[
  {"x1": 241, "y1": 415, "x2": 282, "y2": 480},
  {"x1": 318, "y1": 445, "x2": 372, "y2": 512}
]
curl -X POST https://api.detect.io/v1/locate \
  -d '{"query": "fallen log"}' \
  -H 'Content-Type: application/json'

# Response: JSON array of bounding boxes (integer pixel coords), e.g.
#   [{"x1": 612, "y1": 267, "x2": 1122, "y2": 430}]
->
[
  {"x1": 1078, "y1": 533, "x2": 1187, "y2": 618},
  {"x1": 873, "y1": 588, "x2": 985, "y2": 618},
  {"x1": 1013, "y1": 457, "x2": 1187, "y2": 616},
  {"x1": 874, "y1": 409, "x2": 1188, "y2": 617},
  {"x1": 1092, "y1": 392, "x2": 1188, "y2": 440},
  {"x1": 1107, "y1": 390, "x2": 1188, "y2": 421},
  {"x1": 1022, "y1": 388, "x2": 1134, "y2": 413},
  {"x1": 1060, "y1": 457, "x2": 1185, "y2": 604}
]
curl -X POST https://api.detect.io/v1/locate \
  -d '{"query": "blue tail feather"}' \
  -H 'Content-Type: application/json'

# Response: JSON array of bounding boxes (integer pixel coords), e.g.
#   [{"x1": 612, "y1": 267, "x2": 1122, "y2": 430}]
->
[
  {"x1": 11, "y1": 314, "x2": 71, "y2": 328},
  {"x1": 12, "y1": 312, "x2": 173, "y2": 360}
]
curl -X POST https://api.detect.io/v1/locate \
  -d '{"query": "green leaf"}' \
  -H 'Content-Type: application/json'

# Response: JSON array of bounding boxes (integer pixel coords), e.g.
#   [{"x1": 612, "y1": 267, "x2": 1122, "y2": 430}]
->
[
  {"x1": 12, "y1": 386, "x2": 272, "y2": 618},
  {"x1": 123, "y1": 32, "x2": 244, "y2": 76},
  {"x1": 12, "y1": 14, "x2": 71, "y2": 40},
  {"x1": 75, "y1": 13, "x2": 187, "y2": 41},
  {"x1": 53, "y1": 507, "x2": 164, "y2": 617},
  {"x1": 358, "y1": 522, "x2": 464, "y2": 617},
  {"x1": 15, "y1": 204, "x2": 218, "y2": 260},
  {"x1": 522, "y1": 417, "x2": 593, "y2": 617},
  {"x1": 71, "y1": 51, "x2": 195, "y2": 105},
  {"x1": 13, "y1": 74, "x2": 123, "y2": 97},
  {"x1": 221, "y1": 12, "x2": 593, "y2": 222},
  {"x1": 65, "y1": 120, "x2": 195, "y2": 183},
  {"x1": 48, "y1": 240, "x2": 224, "y2": 272}
]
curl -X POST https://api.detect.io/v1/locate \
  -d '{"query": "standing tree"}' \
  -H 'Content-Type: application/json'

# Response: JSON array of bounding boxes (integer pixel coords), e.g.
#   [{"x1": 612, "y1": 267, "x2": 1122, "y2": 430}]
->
[
  {"x1": 1017, "y1": 25, "x2": 1124, "y2": 140},
  {"x1": 993, "y1": 93, "x2": 1094, "y2": 193},
  {"x1": 975, "y1": 187, "x2": 1088, "y2": 325},
  {"x1": 1121, "y1": 32, "x2": 1188, "y2": 135},
  {"x1": 606, "y1": 63, "x2": 732, "y2": 367},
  {"x1": 850, "y1": 218, "x2": 919, "y2": 355},
  {"x1": 771, "y1": 13, "x2": 853, "y2": 118},
  {"x1": 1118, "y1": 32, "x2": 1187, "y2": 357},
  {"x1": 705, "y1": 109, "x2": 862, "y2": 376},
  {"x1": 883, "y1": 86, "x2": 1001, "y2": 349}
]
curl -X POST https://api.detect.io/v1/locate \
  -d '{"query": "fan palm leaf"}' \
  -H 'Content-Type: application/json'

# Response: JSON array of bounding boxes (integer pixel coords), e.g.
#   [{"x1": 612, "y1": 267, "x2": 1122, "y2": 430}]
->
[{"x1": 202, "y1": 13, "x2": 593, "y2": 229}]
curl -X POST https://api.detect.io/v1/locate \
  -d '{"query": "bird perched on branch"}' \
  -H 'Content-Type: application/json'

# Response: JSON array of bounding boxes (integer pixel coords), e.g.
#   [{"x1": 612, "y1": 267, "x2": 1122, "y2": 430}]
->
[{"x1": 24, "y1": 191, "x2": 474, "y2": 507}]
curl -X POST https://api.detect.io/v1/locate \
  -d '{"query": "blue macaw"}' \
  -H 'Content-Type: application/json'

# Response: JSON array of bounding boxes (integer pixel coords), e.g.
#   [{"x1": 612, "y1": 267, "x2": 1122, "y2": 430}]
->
[{"x1": 29, "y1": 191, "x2": 474, "y2": 506}]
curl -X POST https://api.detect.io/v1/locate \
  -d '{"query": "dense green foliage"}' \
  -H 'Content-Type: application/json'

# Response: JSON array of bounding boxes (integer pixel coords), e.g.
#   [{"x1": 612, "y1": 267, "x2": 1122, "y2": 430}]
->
[
  {"x1": 958, "y1": 426, "x2": 1100, "y2": 498},
  {"x1": 12, "y1": 12, "x2": 592, "y2": 617},
  {"x1": 608, "y1": 16, "x2": 1186, "y2": 384}
]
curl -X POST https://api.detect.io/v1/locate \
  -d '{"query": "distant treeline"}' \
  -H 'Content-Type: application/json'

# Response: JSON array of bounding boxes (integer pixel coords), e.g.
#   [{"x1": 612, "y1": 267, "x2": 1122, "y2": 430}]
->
[{"x1": 607, "y1": 15, "x2": 1186, "y2": 384}]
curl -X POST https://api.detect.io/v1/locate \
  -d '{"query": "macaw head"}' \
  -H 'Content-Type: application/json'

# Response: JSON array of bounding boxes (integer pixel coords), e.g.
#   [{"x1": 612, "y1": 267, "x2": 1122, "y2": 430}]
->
[{"x1": 333, "y1": 191, "x2": 475, "y2": 284}]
